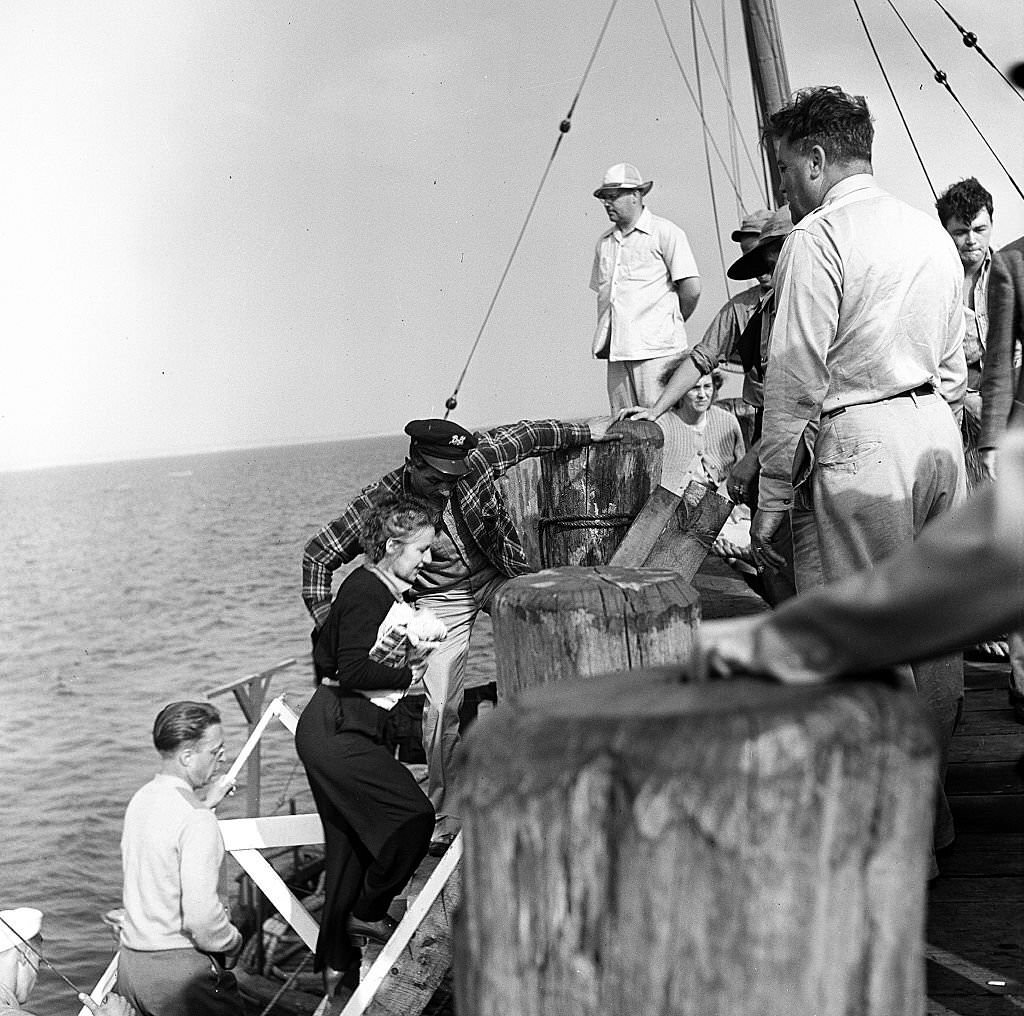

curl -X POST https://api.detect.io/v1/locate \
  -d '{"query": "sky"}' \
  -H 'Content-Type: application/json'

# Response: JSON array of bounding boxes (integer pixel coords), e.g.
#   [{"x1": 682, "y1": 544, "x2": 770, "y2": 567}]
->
[{"x1": 2, "y1": 0, "x2": 1023, "y2": 471}]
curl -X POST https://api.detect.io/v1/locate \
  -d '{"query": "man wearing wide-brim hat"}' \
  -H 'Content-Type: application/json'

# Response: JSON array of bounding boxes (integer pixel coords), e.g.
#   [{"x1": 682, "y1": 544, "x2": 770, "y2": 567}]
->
[
  {"x1": 302, "y1": 413, "x2": 619, "y2": 851},
  {"x1": 590, "y1": 162, "x2": 702, "y2": 413}
]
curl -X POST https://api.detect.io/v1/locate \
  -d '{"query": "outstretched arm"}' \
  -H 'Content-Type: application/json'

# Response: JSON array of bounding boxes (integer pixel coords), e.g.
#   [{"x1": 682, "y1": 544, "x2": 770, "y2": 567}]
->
[{"x1": 699, "y1": 428, "x2": 1024, "y2": 682}]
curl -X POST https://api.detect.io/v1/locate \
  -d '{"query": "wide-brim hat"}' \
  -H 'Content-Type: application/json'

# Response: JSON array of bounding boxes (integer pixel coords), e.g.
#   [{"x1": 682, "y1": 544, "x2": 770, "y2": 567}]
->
[
  {"x1": 594, "y1": 163, "x2": 653, "y2": 199},
  {"x1": 731, "y1": 207, "x2": 772, "y2": 242},
  {"x1": 727, "y1": 205, "x2": 794, "y2": 280},
  {"x1": 0, "y1": 908, "x2": 43, "y2": 951},
  {"x1": 404, "y1": 419, "x2": 477, "y2": 477}
]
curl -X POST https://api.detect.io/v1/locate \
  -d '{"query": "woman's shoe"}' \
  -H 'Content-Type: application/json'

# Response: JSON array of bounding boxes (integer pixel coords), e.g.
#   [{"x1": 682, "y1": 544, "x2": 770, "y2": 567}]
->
[{"x1": 346, "y1": 913, "x2": 399, "y2": 944}]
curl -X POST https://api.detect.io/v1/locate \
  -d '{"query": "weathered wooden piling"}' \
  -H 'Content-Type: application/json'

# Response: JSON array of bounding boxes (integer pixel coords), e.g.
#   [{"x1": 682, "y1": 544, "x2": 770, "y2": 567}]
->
[
  {"x1": 497, "y1": 420, "x2": 664, "y2": 569},
  {"x1": 490, "y1": 565, "x2": 700, "y2": 695},
  {"x1": 454, "y1": 669, "x2": 937, "y2": 1016}
]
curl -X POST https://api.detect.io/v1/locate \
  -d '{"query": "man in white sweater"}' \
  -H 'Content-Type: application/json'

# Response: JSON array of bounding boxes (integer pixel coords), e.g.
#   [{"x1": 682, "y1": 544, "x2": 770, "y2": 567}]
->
[{"x1": 117, "y1": 702, "x2": 244, "y2": 1016}]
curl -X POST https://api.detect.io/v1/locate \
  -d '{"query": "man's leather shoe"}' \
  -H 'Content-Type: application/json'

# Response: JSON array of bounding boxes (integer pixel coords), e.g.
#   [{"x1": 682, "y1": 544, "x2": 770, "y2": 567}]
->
[{"x1": 347, "y1": 914, "x2": 399, "y2": 944}]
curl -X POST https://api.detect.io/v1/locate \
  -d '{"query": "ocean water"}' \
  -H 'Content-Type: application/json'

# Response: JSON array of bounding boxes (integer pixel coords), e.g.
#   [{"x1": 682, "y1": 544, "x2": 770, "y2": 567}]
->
[{"x1": 0, "y1": 437, "x2": 496, "y2": 1015}]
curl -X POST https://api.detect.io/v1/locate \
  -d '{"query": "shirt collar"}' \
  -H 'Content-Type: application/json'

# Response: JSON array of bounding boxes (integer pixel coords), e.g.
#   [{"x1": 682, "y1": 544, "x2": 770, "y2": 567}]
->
[
  {"x1": 0, "y1": 983, "x2": 20, "y2": 1007},
  {"x1": 820, "y1": 173, "x2": 876, "y2": 206},
  {"x1": 364, "y1": 562, "x2": 412, "y2": 601},
  {"x1": 610, "y1": 204, "x2": 654, "y2": 240}
]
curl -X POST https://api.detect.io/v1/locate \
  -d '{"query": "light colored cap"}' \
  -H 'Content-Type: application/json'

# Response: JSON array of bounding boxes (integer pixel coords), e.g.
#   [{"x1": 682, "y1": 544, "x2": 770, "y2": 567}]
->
[
  {"x1": 594, "y1": 163, "x2": 653, "y2": 198},
  {"x1": 727, "y1": 206, "x2": 794, "y2": 280},
  {"x1": 731, "y1": 208, "x2": 772, "y2": 241},
  {"x1": 0, "y1": 908, "x2": 43, "y2": 951}
]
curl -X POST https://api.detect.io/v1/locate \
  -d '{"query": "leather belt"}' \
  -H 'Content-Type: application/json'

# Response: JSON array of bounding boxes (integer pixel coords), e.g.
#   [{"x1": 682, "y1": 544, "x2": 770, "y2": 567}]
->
[{"x1": 822, "y1": 383, "x2": 934, "y2": 421}]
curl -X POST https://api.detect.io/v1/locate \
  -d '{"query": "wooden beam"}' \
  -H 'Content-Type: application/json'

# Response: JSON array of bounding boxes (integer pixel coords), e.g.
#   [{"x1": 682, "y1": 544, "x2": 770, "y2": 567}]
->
[
  {"x1": 78, "y1": 953, "x2": 119, "y2": 1016},
  {"x1": 205, "y1": 657, "x2": 302, "y2": 700},
  {"x1": 642, "y1": 481, "x2": 734, "y2": 582},
  {"x1": 220, "y1": 813, "x2": 325, "y2": 851},
  {"x1": 230, "y1": 848, "x2": 321, "y2": 952},
  {"x1": 339, "y1": 833, "x2": 464, "y2": 1016},
  {"x1": 608, "y1": 485, "x2": 682, "y2": 567}
]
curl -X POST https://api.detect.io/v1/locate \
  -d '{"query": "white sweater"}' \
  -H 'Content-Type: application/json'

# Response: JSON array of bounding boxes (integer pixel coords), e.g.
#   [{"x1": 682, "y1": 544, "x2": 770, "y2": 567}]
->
[{"x1": 120, "y1": 773, "x2": 241, "y2": 954}]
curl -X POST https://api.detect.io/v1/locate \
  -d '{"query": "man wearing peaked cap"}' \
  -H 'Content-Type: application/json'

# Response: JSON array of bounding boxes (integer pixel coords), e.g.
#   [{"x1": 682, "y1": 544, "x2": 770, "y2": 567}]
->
[
  {"x1": 0, "y1": 908, "x2": 134, "y2": 1015},
  {"x1": 590, "y1": 162, "x2": 702, "y2": 413},
  {"x1": 303, "y1": 412, "x2": 619, "y2": 850},
  {"x1": 403, "y1": 419, "x2": 478, "y2": 476}
]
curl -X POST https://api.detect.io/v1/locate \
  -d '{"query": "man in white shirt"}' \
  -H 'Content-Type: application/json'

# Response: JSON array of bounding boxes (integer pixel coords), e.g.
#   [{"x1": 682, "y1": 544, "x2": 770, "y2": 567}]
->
[
  {"x1": 590, "y1": 163, "x2": 701, "y2": 412},
  {"x1": 751, "y1": 86, "x2": 968, "y2": 855},
  {"x1": 117, "y1": 702, "x2": 244, "y2": 1016}
]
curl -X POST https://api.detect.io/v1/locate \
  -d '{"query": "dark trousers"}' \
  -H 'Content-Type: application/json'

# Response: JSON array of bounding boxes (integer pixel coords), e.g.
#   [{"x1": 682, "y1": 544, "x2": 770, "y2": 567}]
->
[
  {"x1": 295, "y1": 686, "x2": 434, "y2": 973},
  {"x1": 116, "y1": 947, "x2": 244, "y2": 1016}
]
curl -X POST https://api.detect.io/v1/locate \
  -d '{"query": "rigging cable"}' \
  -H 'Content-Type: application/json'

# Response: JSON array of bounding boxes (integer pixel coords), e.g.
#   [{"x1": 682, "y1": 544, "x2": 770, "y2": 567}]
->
[
  {"x1": 687, "y1": 0, "x2": 769, "y2": 206},
  {"x1": 690, "y1": 0, "x2": 730, "y2": 286},
  {"x1": 883, "y1": 0, "x2": 1024, "y2": 203},
  {"x1": 442, "y1": 0, "x2": 621, "y2": 418},
  {"x1": 651, "y1": 0, "x2": 749, "y2": 207},
  {"x1": 720, "y1": 0, "x2": 745, "y2": 225},
  {"x1": 850, "y1": 0, "x2": 936, "y2": 200},
  {"x1": 930, "y1": 0, "x2": 1024, "y2": 105}
]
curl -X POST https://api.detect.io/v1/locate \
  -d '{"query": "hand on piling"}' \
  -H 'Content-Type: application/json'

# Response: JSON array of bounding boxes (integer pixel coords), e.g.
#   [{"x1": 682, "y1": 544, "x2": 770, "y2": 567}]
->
[
  {"x1": 586, "y1": 415, "x2": 625, "y2": 442},
  {"x1": 78, "y1": 992, "x2": 137, "y2": 1016},
  {"x1": 694, "y1": 617, "x2": 761, "y2": 678},
  {"x1": 614, "y1": 405, "x2": 658, "y2": 422}
]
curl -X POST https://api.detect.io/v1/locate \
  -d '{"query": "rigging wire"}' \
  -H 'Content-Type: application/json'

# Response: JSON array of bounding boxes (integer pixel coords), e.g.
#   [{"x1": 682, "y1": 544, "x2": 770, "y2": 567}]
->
[
  {"x1": 720, "y1": 0, "x2": 745, "y2": 225},
  {"x1": 441, "y1": 0, "x2": 621, "y2": 418},
  {"x1": 651, "y1": 0, "x2": 749, "y2": 207},
  {"x1": 687, "y1": 0, "x2": 768, "y2": 201},
  {"x1": 883, "y1": 0, "x2": 1024, "y2": 203},
  {"x1": 850, "y1": 0, "x2": 936, "y2": 200},
  {"x1": 690, "y1": 0, "x2": 730, "y2": 286},
  {"x1": 0, "y1": 913, "x2": 86, "y2": 1002},
  {"x1": 930, "y1": 0, "x2": 1024, "y2": 104}
]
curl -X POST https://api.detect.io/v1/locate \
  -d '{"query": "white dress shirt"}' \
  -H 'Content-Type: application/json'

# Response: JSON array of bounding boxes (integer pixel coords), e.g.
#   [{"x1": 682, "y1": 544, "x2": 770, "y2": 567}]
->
[{"x1": 759, "y1": 174, "x2": 967, "y2": 510}]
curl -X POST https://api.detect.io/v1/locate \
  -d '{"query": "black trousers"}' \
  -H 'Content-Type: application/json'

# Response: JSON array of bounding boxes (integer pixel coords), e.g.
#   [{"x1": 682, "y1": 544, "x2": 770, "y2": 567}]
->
[{"x1": 295, "y1": 686, "x2": 434, "y2": 973}]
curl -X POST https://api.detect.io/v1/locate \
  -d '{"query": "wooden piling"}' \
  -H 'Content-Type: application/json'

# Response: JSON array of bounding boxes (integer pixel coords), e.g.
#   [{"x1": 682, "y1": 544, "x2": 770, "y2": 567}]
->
[
  {"x1": 490, "y1": 566, "x2": 700, "y2": 695},
  {"x1": 454, "y1": 669, "x2": 937, "y2": 1016},
  {"x1": 536, "y1": 419, "x2": 663, "y2": 568}
]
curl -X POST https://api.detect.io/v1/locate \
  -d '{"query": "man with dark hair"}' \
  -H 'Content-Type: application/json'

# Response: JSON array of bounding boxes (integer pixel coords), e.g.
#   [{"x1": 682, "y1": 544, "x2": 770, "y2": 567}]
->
[
  {"x1": 936, "y1": 177, "x2": 996, "y2": 439},
  {"x1": 303, "y1": 415, "x2": 619, "y2": 851},
  {"x1": 752, "y1": 85, "x2": 968, "y2": 857},
  {"x1": 117, "y1": 702, "x2": 245, "y2": 1016}
]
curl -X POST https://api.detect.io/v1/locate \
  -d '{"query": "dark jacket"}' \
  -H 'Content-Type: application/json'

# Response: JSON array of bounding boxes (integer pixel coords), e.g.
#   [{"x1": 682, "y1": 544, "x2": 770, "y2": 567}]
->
[
  {"x1": 312, "y1": 566, "x2": 411, "y2": 739},
  {"x1": 980, "y1": 240, "x2": 1024, "y2": 450}
]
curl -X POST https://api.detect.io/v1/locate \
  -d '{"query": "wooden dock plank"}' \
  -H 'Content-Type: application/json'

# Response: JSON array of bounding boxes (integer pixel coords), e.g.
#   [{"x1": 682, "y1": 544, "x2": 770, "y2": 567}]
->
[
  {"x1": 950, "y1": 733, "x2": 1024, "y2": 764},
  {"x1": 945, "y1": 761, "x2": 1024, "y2": 796}
]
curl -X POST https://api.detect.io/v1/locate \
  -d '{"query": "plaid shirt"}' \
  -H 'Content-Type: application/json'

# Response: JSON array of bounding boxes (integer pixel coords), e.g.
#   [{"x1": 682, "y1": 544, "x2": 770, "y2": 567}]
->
[{"x1": 302, "y1": 419, "x2": 592, "y2": 626}]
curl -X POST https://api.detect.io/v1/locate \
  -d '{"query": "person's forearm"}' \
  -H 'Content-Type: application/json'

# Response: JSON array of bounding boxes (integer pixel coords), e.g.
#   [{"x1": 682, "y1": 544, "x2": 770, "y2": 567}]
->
[{"x1": 648, "y1": 357, "x2": 702, "y2": 419}]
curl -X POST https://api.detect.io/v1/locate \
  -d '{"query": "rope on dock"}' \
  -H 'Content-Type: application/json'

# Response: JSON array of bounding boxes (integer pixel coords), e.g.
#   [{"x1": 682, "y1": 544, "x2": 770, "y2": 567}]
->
[{"x1": 257, "y1": 949, "x2": 313, "y2": 1016}]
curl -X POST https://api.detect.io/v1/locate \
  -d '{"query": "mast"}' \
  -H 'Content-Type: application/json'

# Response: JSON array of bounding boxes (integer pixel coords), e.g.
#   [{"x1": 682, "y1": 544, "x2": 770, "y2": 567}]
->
[{"x1": 740, "y1": 0, "x2": 791, "y2": 206}]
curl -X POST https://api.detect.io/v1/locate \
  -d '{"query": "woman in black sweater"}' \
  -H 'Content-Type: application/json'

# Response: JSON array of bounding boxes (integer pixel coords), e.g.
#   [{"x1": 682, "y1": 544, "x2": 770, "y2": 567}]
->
[{"x1": 296, "y1": 497, "x2": 437, "y2": 1001}]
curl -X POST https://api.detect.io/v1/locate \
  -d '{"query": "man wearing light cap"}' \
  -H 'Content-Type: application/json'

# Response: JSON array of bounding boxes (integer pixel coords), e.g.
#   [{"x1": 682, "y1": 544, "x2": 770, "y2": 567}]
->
[
  {"x1": 303, "y1": 414, "x2": 618, "y2": 850},
  {"x1": 0, "y1": 908, "x2": 134, "y2": 1015},
  {"x1": 591, "y1": 163, "x2": 702, "y2": 412}
]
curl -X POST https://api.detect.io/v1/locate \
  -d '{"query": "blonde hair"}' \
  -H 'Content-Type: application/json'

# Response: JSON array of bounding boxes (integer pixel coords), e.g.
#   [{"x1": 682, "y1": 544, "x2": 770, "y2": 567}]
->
[{"x1": 360, "y1": 497, "x2": 435, "y2": 563}]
